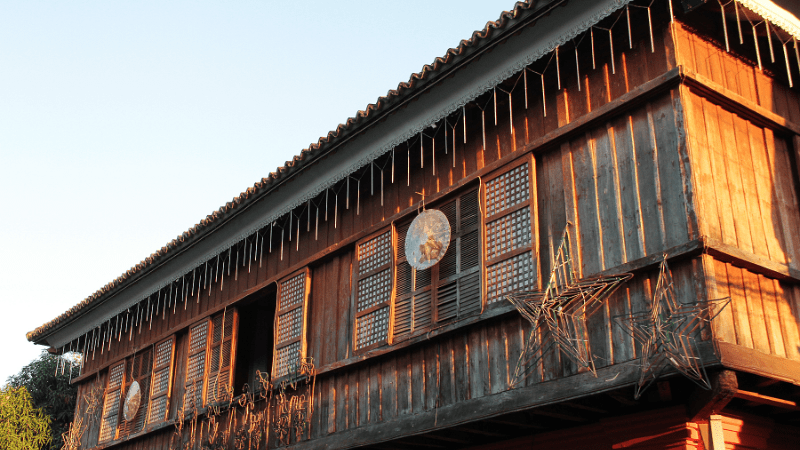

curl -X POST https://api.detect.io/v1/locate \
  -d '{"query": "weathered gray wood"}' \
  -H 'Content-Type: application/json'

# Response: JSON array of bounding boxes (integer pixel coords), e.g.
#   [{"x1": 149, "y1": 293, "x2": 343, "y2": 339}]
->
[{"x1": 283, "y1": 361, "x2": 684, "y2": 450}]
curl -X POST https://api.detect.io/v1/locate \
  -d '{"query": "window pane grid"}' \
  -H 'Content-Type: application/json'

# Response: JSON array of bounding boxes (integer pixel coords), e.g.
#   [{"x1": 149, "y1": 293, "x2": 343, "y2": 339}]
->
[
  {"x1": 486, "y1": 251, "x2": 535, "y2": 304},
  {"x1": 278, "y1": 273, "x2": 306, "y2": 311},
  {"x1": 356, "y1": 306, "x2": 390, "y2": 350},
  {"x1": 485, "y1": 163, "x2": 529, "y2": 217},
  {"x1": 358, "y1": 231, "x2": 392, "y2": 274},
  {"x1": 357, "y1": 269, "x2": 392, "y2": 312}
]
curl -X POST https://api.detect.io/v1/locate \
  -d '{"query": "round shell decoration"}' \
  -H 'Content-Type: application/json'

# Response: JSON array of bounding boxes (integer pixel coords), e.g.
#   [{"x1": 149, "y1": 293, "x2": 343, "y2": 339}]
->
[
  {"x1": 123, "y1": 381, "x2": 141, "y2": 422},
  {"x1": 405, "y1": 209, "x2": 451, "y2": 270}
]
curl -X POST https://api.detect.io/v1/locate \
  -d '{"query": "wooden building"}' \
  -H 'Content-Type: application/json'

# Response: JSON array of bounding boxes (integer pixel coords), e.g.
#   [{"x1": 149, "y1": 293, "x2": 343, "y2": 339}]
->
[{"x1": 28, "y1": 1, "x2": 800, "y2": 449}]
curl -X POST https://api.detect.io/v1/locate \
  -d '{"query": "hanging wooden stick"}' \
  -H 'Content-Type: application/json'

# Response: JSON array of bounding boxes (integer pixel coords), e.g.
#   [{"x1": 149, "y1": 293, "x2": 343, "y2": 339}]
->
[
  {"x1": 371, "y1": 162, "x2": 375, "y2": 195},
  {"x1": 280, "y1": 228, "x2": 284, "y2": 261},
  {"x1": 627, "y1": 5, "x2": 633, "y2": 49},
  {"x1": 335, "y1": 192, "x2": 339, "y2": 229},
  {"x1": 753, "y1": 23, "x2": 763, "y2": 70},
  {"x1": 524, "y1": 69, "x2": 529, "y2": 109},
  {"x1": 307, "y1": 201, "x2": 310, "y2": 232},
  {"x1": 296, "y1": 213, "x2": 300, "y2": 251},
  {"x1": 420, "y1": 132, "x2": 424, "y2": 169},
  {"x1": 481, "y1": 109, "x2": 486, "y2": 152},
  {"x1": 508, "y1": 91, "x2": 513, "y2": 135},
  {"x1": 346, "y1": 177, "x2": 350, "y2": 209},
  {"x1": 720, "y1": 0, "x2": 730, "y2": 52},
  {"x1": 288, "y1": 214, "x2": 292, "y2": 242},
  {"x1": 444, "y1": 123, "x2": 448, "y2": 154},
  {"x1": 432, "y1": 133, "x2": 436, "y2": 175},
  {"x1": 407, "y1": 147, "x2": 410, "y2": 186},
  {"x1": 453, "y1": 119, "x2": 457, "y2": 167},
  {"x1": 381, "y1": 170, "x2": 384, "y2": 206},
  {"x1": 270, "y1": 223, "x2": 274, "y2": 253},
  {"x1": 220, "y1": 258, "x2": 225, "y2": 291},
  {"x1": 591, "y1": 27, "x2": 596, "y2": 69},
  {"x1": 256, "y1": 231, "x2": 262, "y2": 268},
  {"x1": 735, "y1": 1, "x2": 744, "y2": 44},
  {"x1": 493, "y1": 88, "x2": 498, "y2": 125},
  {"x1": 541, "y1": 74, "x2": 547, "y2": 117},
  {"x1": 315, "y1": 205, "x2": 319, "y2": 241},
  {"x1": 227, "y1": 246, "x2": 232, "y2": 276},
  {"x1": 647, "y1": 7, "x2": 655, "y2": 52},
  {"x1": 783, "y1": 42, "x2": 794, "y2": 88},
  {"x1": 555, "y1": 47, "x2": 561, "y2": 89},
  {"x1": 766, "y1": 20, "x2": 775, "y2": 63},
  {"x1": 356, "y1": 181, "x2": 360, "y2": 216},
  {"x1": 391, "y1": 148, "x2": 395, "y2": 183},
  {"x1": 609, "y1": 29, "x2": 616, "y2": 75},
  {"x1": 234, "y1": 245, "x2": 239, "y2": 282},
  {"x1": 325, "y1": 190, "x2": 329, "y2": 221},
  {"x1": 575, "y1": 45, "x2": 581, "y2": 91},
  {"x1": 462, "y1": 106, "x2": 467, "y2": 143}
]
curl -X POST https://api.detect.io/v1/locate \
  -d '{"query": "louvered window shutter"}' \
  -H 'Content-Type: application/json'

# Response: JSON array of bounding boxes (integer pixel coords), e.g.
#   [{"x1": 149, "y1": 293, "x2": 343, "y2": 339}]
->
[
  {"x1": 118, "y1": 347, "x2": 153, "y2": 437},
  {"x1": 147, "y1": 336, "x2": 175, "y2": 424},
  {"x1": 207, "y1": 309, "x2": 237, "y2": 403},
  {"x1": 393, "y1": 218, "x2": 434, "y2": 341},
  {"x1": 98, "y1": 361, "x2": 125, "y2": 443},
  {"x1": 353, "y1": 229, "x2": 393, "y2": 352},
  {"x1": 273, "y1": 268, "x2": 311, "y2": 379},
  {"x1": 435, "y1": 188, "x2": 482, "y2": 322},
  {"x1": 185, "y1": 319, "x2": 210, "y2": 410},
  {"x1": 485, "y1": 157, "x2": 538, "y2": 304}
]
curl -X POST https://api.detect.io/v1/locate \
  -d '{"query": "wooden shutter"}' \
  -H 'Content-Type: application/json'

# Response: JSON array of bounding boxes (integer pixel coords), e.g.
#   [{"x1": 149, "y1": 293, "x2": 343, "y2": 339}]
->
[
  {"x1": 393, "y1": 218, "x2": 434, "y2": 341},
  {"x1": 435, "y1": 188, "x2": 482, "y2": 322},
  {"x1": 207, "y1": 309, "x2": 237, "y2": 403},
  {"x1": 353, "y1": 229, "x2": 394, "y2": 352},
  {"x1": 185, "y1": 319, "x2": 210, "y2": 410},
  {"x1": 118, "y1": 347, "x2": 153, "y2": 437},
  {"x1": 147, "y1": 336, "x2": 175, "y2": 425},
  {"x1": 485, "y1": 157, "x2": 538, "y2": 304},
  {"x1": 98, "y1": 361, "x2": 125, "y2": 443},
  {"x1": 272, "y1": 268, "x2": 311, "y2": 379}
]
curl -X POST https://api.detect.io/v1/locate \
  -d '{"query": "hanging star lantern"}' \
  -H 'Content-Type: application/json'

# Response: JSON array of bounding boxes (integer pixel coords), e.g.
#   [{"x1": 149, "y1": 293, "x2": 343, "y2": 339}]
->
[
  {"x1": 507, "y1": 225, "x2": 632, "y2": 387},
  {"x1": 614, "y1": 255, "x2": 730, "y2": 399}
]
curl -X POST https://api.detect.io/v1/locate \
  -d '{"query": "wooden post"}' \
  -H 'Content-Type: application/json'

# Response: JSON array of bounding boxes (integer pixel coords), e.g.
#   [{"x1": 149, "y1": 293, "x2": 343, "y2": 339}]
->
[{"x1": 687, "y1": 369, "x2": 737, "y2": 421}]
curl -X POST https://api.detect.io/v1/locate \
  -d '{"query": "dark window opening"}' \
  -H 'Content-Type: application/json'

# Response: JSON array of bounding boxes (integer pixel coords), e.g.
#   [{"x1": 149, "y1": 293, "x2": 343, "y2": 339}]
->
[{"x1": 234, "y1": 283, "x2": 277, "y2": 395}]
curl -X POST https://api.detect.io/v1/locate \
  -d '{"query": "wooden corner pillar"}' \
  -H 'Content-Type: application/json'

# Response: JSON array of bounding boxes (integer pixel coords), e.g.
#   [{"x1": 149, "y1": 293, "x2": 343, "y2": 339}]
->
[{"x1": 687, "y1": 369, "x2": 738, "y2": 421}]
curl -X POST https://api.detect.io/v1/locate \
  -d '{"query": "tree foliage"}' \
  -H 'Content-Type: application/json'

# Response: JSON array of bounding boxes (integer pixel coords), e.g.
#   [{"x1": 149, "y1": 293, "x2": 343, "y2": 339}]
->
[
  {"x1": 6, "y1": 351, "x2": 78, "y2": 450},
  {"x1": 0, "y1": 385, "x2": 52, "y2": 450}
]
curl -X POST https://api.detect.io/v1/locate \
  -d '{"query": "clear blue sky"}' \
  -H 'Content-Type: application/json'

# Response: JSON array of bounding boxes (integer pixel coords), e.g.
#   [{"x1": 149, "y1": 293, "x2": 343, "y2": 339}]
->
[{"x1": 0, "y1": 0, "x2": 515, "y2": 383}]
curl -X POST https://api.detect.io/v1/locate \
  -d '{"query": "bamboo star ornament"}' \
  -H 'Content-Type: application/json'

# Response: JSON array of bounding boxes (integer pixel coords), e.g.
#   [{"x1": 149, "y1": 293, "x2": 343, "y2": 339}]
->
[
  {"x1": 507, "y1": 225, "x2": 632, "y2": 387},
  {"x1": 614, "y1": 255, "x2": 730, "y2": 399}
]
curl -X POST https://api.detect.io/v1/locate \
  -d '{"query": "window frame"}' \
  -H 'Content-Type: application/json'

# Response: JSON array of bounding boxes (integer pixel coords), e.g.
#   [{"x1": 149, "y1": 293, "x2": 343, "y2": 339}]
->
[
  {"x1": 147, "y1": 335, "x2": 176, "y2": 426},
  {"x1": 483, "y1": 154, "x2": 540, "y2": 307},
  {"x1": 352, "y1": 227, "x2": 395, "y2": 354},
  {"x1": 272, "y1": 267, "x2": 312, "y2": 380}
]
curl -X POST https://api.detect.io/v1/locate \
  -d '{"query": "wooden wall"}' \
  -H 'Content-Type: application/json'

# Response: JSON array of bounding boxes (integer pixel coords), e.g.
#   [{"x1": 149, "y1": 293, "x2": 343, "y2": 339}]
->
[{"x1": 674, "y1": 21, "x2": 800, "y2": 366}]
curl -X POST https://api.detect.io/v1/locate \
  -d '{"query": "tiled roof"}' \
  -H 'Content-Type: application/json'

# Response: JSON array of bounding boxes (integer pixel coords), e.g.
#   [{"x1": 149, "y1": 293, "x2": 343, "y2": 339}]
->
[{"x1": 27, "y1": 0, "x2": 546, "y2": 343}]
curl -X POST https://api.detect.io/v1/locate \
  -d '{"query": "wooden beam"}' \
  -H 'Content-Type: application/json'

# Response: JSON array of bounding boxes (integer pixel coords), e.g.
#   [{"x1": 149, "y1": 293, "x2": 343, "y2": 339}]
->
[
  {"x1": 682, "y1": 69, "x2": 800, "y2": 136},
  {"x1": 687, "y1": 370, "x2": 738, "y2": 421},
  {"x1": 734, "y1": 390, "x2": 800, "y2": 410},
  {"x1": 717, "y1": 341, "x2": 800, "y2": 386},
  {"x1": 286, "y1": 363, "x2": 645, "y2": 450}
]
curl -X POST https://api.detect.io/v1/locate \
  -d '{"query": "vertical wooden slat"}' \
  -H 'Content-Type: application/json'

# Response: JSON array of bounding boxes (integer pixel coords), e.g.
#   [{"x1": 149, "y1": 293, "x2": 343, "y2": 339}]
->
[
  {"x1": 758, "y1": 275, "x2": 786, "y2": 358},
  {"x1": 395, "y1": 350, "x2": 411, "y2": 416}
]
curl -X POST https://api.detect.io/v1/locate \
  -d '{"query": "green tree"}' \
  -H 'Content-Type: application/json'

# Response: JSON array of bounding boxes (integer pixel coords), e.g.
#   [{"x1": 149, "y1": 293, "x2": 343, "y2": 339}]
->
[
  {"x1": 0, "y1": 385, "x2": 52, "y2": 450},
  {"x1": 7, "y1": 351, "x2": 78, "y2": 450}
]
